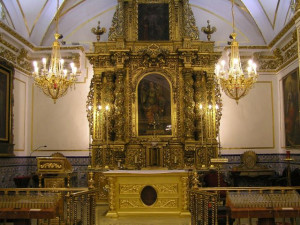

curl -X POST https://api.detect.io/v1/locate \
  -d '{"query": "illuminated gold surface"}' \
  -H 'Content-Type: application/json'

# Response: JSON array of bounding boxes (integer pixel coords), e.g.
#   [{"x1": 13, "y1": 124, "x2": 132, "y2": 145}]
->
[
  {"x1": 103, "y1": 170, "x2": 190, "y2": 217},
  {"x1": 87, "y1": 0, "x2": 223, "y2": 170}
]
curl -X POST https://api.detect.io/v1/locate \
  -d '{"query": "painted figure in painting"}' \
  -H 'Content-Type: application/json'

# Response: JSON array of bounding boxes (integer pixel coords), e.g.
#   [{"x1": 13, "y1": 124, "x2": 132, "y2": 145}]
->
[
  {"x1": 283, "y1": 69, "x2": 300, "y2": 147},
  {"x1": 140, "y1": 81, "x2": 163, "y2": 126},
  {"x1": 138, "y1": 4, "x2": 169, "y2": 41},
  {"x1": 138, "y1": 74, "x2": 171, "y2": 136}
]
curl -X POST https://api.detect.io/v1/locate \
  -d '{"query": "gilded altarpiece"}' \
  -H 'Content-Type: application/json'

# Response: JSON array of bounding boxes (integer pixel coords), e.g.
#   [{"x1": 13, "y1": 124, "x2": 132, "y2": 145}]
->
[{"x1": 86, "y1": 0, "x2": 222, "y2": 204}]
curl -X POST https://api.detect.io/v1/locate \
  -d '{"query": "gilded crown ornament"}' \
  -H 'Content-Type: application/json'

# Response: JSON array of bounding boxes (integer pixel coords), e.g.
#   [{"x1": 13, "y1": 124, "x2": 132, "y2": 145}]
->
[
  {"x1": 32, "y1": 0, "x2": 77, "y2": 103},
  {"x1": 91, "y1": 21, "x2": 106, "y2": 42},
  {"x1": 215, "y1": 0, "x2": 258, "y2": 103}
]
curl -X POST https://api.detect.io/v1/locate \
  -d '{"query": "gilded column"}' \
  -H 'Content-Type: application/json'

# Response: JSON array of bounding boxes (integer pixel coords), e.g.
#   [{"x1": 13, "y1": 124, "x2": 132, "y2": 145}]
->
[
  {"x1": 114, "y1": 70, "x2": 125, "y2": 141},
  {"x1": 86, "y1": 77, "x2": 95, "y2": 139},
  {"x1": 93, "y1": 73, "x2": 103, "y2": 141},
  {"x1": 103, "y1": 72, "x2": 115, "y2": 142},
  {"x1": 183, "y1": 69, "x2": 195, "y2": 140},
  {"x1": 87, "y1": 72, "x2": 104, "y2": 167},
  {"x1": 106, "y1": 177, "x2": 117, "y2": 217},
  {"x1": 181, "y1": 176, "x2": 189, "y2": 215},
  {"x1": 206, "y1": 72, "x2": 217, "y2": 158},
  {"x1": 200, "y1": 73, "x2": 208, "y2": 140},
  {"x1": 194, "y1": 71, "x2": 202, "y2": 140}
]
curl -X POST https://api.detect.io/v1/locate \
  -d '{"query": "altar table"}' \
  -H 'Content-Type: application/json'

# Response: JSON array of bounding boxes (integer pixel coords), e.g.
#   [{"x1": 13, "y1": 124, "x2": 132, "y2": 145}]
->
[{"x1": 103, "y1": 170, "x2": 190, "y2": 217}]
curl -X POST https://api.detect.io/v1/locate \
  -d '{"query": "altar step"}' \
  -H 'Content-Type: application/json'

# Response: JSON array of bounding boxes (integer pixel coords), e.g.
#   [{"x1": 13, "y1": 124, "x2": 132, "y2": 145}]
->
[
  {"x1": 39, "y1": 218, "x2": 65, "y2": 225},
  {"x1": 95, "y1": 205, "x2": 191, "y2": 225}
]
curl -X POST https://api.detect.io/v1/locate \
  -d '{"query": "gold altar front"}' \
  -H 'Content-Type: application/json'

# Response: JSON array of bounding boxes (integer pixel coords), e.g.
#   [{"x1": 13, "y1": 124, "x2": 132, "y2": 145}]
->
[{"x1": 103, "y1": 170, "x2": 190, "y2": 217}]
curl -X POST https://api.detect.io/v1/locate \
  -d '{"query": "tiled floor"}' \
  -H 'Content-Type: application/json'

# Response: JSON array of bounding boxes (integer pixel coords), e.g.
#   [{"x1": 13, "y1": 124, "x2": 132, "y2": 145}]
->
[{"x1": 96, "y1": 205, "x2": 191, "y2": 225}]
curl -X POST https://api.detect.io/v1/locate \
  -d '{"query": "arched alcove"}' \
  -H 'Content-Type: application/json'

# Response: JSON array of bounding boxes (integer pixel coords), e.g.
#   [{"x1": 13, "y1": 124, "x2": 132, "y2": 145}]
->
[{"x1": 137, "y1": 73, "x2": 172, "y2": 136}]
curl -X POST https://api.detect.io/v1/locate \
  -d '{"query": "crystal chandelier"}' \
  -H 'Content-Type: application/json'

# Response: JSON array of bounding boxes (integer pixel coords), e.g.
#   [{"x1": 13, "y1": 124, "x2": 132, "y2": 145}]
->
[
  {"x1": 215, "y1": 0, "x2": 258, "y2": 103},
  {"x1": 32, "y1": 0, "x2": 77, "y2": 103}
]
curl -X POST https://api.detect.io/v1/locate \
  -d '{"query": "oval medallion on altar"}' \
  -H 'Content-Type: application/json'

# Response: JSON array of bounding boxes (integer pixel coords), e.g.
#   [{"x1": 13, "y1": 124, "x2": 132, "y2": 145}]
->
[{"x1": 141, "y1": 185, "x2": 157, "y2": 206}]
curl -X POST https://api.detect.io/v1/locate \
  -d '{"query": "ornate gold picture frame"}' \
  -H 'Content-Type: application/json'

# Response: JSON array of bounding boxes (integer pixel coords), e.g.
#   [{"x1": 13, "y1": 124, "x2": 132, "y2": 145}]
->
[
  {"x1": 283, "y1": 68, "x2": 300, "y2": 148},
  {"x1": 0, "y1": 64, "x2": 12, "y2": 141},
  {"x1": 138, "y1": 73, "x2": 172, "y2": 136},
  {"x1": 0, "y1": 60, "x2": 14, "y2": 156}
]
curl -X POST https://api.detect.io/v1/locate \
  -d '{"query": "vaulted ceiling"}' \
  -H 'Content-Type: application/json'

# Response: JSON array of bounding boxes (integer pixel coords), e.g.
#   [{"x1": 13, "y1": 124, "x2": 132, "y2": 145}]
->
[{"x1": 0, "y1": 0, "x2": 296, "y2": 49}]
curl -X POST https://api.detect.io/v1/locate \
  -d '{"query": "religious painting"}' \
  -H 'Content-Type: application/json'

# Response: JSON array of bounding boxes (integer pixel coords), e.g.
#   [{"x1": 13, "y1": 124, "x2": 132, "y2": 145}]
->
[
  {"x1": 138, "y1": 4, "x2": 169, "y2": 41},
  {"x1": 0, "y1": 68, "x2": 9, "y2": 141},
  {"x1": 283, "y1": 68, "x2": 300, "y2": 148},
  {"x1": 138, "y1": 74, "x2": 171, "y2": 136}
]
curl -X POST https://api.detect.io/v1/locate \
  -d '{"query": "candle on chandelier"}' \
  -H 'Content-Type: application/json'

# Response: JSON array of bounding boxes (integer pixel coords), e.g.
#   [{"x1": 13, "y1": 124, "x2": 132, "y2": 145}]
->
[{"x1": 134, "y1": 155, "x2": 138, "y2": 163}]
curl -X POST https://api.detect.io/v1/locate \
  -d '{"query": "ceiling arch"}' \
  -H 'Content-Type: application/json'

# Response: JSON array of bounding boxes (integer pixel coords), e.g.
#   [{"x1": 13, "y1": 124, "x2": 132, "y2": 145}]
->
[{"x1": 0, "y1": 0, "x2": 296, "y2": 48}]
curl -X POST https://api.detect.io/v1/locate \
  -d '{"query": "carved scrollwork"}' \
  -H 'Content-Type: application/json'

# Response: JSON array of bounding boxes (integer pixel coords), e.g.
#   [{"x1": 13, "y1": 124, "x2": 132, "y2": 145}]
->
[
  {"x1": 119, "y1": 198, "x2": 177, "y2": 208},
  {"x1": 120, "y1": 184, "x2": 143, "y2": 194},
  {"x1": 16, "y1": 48, "x2": 30, "y2": 70},
  {"x1": 178, "y1": 50, "x2": 197, "y2": 67},
  {"x1": 181, "y1": 176, "x2": 188, "y2": 210},
  {"x1": 114, "y1": 70, "x2": 125, "y2": 141},
  {"x1": 138, "y1": 44, "x2": 170, "y2": 67},
  {"x1": 153, "y1": 184, "x2": 178, "y2": 193},
  {"x1": 182, "y1": 0, "x2": 199, "y2": 40},
  {"x1": 40, "y1": 162, "x2": 62, "y2": 169},
  {"x1": 0, "y1": 46, "x2": 16, "y2": 63},
  {"x1": 108, "y1": 2, "x2": 124, "y2": 41},
  {"x1": 108, "y1": 177, "x2": 116, "y2": 211},
  {"x1": 110, "y1": 51, "x2": 130, "y2": 68},
  {"x1": 214, "y1": 76, "x2": 222, "y2": 138},
  {"x1": 120, "y1": 199, "x2": 142, "y2": 208},
  {"x1": 183, "y1": 70, "x2": 195, "y2": 139},
  {"x1": 86, "y1": 77, "x2": 95, "y2": 134}
]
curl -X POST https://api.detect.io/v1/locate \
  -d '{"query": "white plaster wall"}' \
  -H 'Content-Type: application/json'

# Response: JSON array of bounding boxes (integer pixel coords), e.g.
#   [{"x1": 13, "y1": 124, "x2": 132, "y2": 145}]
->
[
  {"x1": 31, "y1": 60, "x2": 92, "y2": 157},
  {"x1": 13, "y1": 70, "x2": 33, "y2": 156},
  {"x1": 220, "y1": 73, "x2": 279, "y2": 155},
  {"x1": 12, "y1": 55, "x2": 92, "y2": 157}
]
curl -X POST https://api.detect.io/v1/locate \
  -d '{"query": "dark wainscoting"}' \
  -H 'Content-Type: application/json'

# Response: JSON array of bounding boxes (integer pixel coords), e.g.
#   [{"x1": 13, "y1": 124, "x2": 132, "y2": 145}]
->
[
  {"x1": 0, "y1": 156, "x2": 89, "y2": 188},
  {"x1": 0, "y1": 154, "x2": 299, "y2": 188}
]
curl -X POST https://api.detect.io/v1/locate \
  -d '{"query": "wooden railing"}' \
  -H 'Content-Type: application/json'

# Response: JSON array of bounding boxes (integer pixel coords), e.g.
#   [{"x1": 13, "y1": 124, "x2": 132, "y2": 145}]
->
[
  {"x1": 190, "y1": 186, "x2": 300, "y2": 225},
  {"x1": 0, "y1": 188, "x2": 96, "y2": 225},
  {"x1": 65, "y1": 189, "x2": 96, "y2": 225}
]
